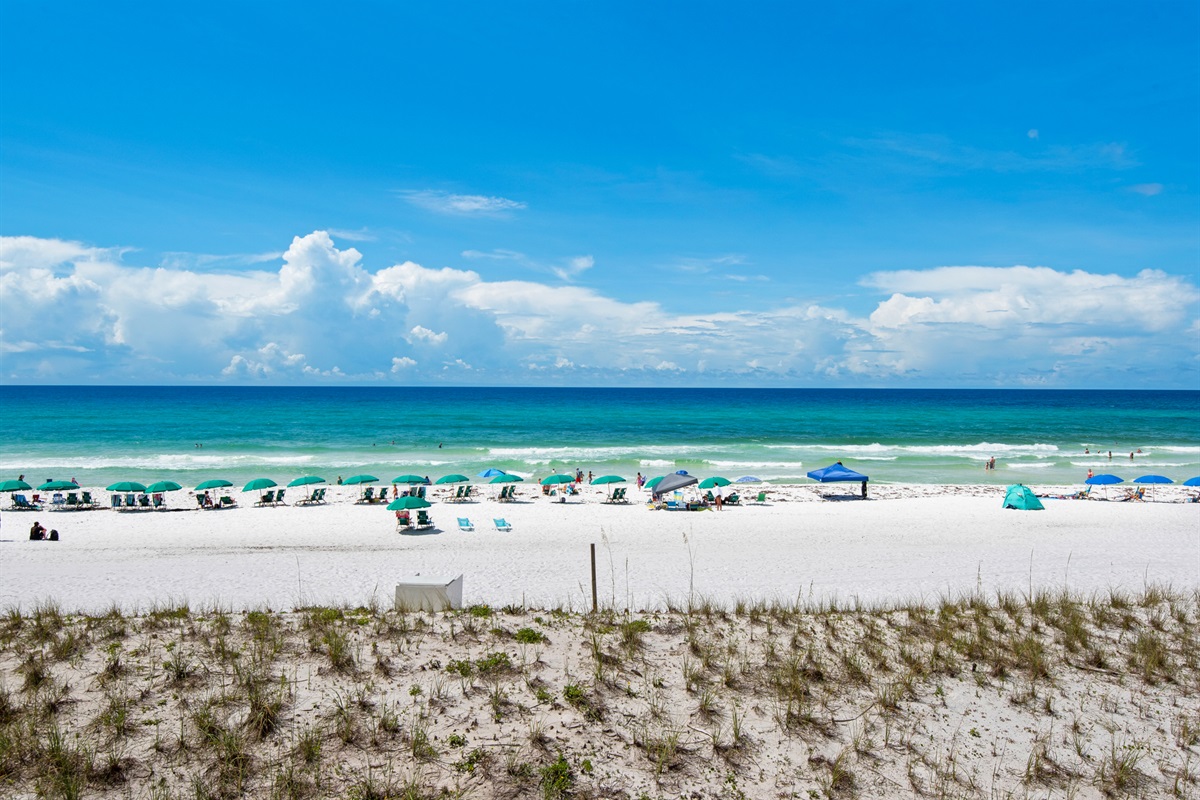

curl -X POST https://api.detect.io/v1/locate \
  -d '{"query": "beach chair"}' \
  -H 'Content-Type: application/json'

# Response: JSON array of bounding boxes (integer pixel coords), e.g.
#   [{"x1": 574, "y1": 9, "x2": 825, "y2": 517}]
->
[
  {"x1": 52, "y1": 493, "x2": 65, "y2": 507},
  {"x1": 255, "y1": 490, "x2": 274, "y2": 507},
  {"x1": 317, "y1": 487, "x2": 327, "y2": 503},
  {"x1": 138, "y1": 494, "x2": 151, "y2": 508},
  {"x1": 14, "y1": 494, "x2": 40, "y2": 510},
  {"x1": 275, "y1": 489, "x2": 286, "y2": 506},
  {"x1": 195, "y1": 494, "x2": 206, "y2": 508},
  {"x1": 451, "y1": 485, "x2": 464, "y2": 502},
  {"x1": 395, "y1": 511, "x2": 412, "y2": 529},
  {"x1": 754, "y1": 491, "x2": 767, "y2": 504},
  {"x1": 152, "y1": 493, "x2": 164, "y2": 508},
  {"x1": 1119, "y1": 487, "x2": 1146, "y2": 502},
  {"x1": 65, "y1": 492, "x2": 79, "y2": 507},
  {"x1": 113, "y1": 494, "x2": 124, "y2": 509},
  {"x1": 457, "y1": 517, "x2": 474, "y2": 531},
  {"x1": 725, "y1": 493, "x2": 740, "y2": 505},
  {"x1": 219, "y1": 495, "x2": 235, "y2": 508},
  {"x1": 360, "y1": 487, "x2": 374, "y2": 504},
  {"x1": 615, "y1": 487, "x2": 628, "y2": 502},
  {"x1": 463, "y1": 485, "x2": 474, "y2": 501},
  {"x1": 80, "y1": 491, "x2": 96, "y2": 508},
  {"x1": 493, "y1": 518, "x2": 512, "y2": 531},
  {"x1": 416, "y1": 510, "x2": 433, "y2": 529}
]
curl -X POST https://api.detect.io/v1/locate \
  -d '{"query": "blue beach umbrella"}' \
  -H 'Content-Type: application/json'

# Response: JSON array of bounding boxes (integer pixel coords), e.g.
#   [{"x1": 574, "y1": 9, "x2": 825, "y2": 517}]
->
[
  {"x1": 735, "y1": 476, "x2": 762, "y2": 483},
  {"x1": 1184, "y1": 477, "x2": 1200, "y2": 487},
  {"x1": 478, "y1": 468, "x2": 506, "y2": 478},
  {"x1": 1085, "y1": 473, "x2": 1123, "y2": 499},
  {"x1": 1133, "y1": 474, "x2": 1173, "y2": 501}
]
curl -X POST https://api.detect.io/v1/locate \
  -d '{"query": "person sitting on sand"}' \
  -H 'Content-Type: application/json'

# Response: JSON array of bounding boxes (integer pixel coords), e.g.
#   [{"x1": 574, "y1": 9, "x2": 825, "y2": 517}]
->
[{"x1": 29, "y1": 520, "x2": 46, "y2": 540}]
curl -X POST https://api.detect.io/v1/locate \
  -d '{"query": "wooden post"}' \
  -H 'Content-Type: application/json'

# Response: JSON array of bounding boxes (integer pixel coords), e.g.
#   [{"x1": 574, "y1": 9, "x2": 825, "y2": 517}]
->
[{"x1": 590, "y1": 543, "x2": 598, "y2": 613}]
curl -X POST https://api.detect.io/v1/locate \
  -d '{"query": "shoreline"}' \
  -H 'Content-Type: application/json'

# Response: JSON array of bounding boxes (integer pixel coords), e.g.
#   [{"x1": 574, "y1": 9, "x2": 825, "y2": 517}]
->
[{"x1": 4, "y1": 483, "x2": 1197, "y2": 615}]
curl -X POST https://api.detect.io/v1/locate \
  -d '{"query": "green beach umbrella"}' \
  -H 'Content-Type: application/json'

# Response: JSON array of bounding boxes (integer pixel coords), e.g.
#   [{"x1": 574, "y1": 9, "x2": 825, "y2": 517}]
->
[
  {"x1": 343, "y1": 474, "x2": 378, "y2": 485},
  {"x1": 106, "y1": 481, "x2": 148, "y2": 493},
  {"x1": 38, "y1": 480, "x2": 78, "y2": 491},
  {"x1": 0, "y1": 479, "x2": 33, "y2": 492},
  {"x1": 698, "y1": 477, "x2": 731, "y2": 489},
  {"x1": 242, "y1": 478, "x2": 277, "y2": 492},
  {"x1": 591, "y1": 475, "x2": 626, "y2": 485},
  {"x1": 387, "y1": 496, "x2": 432, "y2": 511},
  {"x1": 195, "y1": 479, "x2": 233, "y2": 491},
  {"x1": 390, "y1": 474, "x2": 428, "y2": 485},
  {"x1": 146, "y1": 480, "x2": 183, "y2": 493},
  {"x1": 287, "y1": 476, "x2": 326, "y2": 488},
  {"x1": 491, "y1": 474, "x2": 524, "y2": 484},
  {"x1": 540, "y1": 474, "x2": 575, "y2": 485},
  {"x1": 644, "y1": 476, "x2": 664, "y2": 490},
  {"x1": 435, "y1": 474, "x2": 469, "y2": 485}
]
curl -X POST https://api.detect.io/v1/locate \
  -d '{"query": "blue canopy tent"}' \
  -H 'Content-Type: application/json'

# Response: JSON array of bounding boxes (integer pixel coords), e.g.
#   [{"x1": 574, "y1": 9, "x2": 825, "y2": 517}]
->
[{"x1": 807, "y1": 463, "x2": 870, "y2": 498}]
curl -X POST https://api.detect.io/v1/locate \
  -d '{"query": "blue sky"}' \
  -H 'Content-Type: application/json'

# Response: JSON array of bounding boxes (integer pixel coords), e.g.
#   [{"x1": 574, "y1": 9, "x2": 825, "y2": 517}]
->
[{"x1": 2, "y1": 2, "x2": 1197, "y2": 387}]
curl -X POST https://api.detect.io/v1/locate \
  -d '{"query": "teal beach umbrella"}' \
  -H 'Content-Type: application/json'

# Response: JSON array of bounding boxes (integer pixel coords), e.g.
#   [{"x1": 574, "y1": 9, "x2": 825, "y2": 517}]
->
[
  {"x1": 343, "y1": 474, "x2": 378, "y2": 485},
  {"x1": 287, "y1": 476, "x2": 325, "y2": 488},
  {"x1": 390, "y1": 474, "x2": 428, "y2": 485},
  {"x1": 0, "y1": 479, "x2": 32, "y2": 492},
  {"x1": 38, "y1": 480, "x2": 78, "y2": 491},
  {"x1": 387, "y1": 496, "x2": 432, "y2": 511},
  {"x1": 698, "y1": 477, "x2": 731, "y2": 489},
  {"x1": 491, "y1": 474, "x2": 524, "y2": 484},
  {"x1": 106, "y1": 481, "x2": 147, "y2": 493},
  {"x1": 591, "y1": 475, "x2": 625, "y2": 485},
  {"x1": 146, "y1": 480, "x2": 183, "y2": 493},
  {"x1": 243, "y1": 478, "x2": 277, "y2": 492},
  {"x1": 541, "y1": 474, "x2": 575, "y2": 485},
  {"x1": 644, "y1": 476, "x2": 664, "y2": 490},
  {"x1": 195, "y1": 479, "x2": 233, "y2": 491},
  {"x1": 435, "y1": 474, "x2": 469, "y2": 485}
]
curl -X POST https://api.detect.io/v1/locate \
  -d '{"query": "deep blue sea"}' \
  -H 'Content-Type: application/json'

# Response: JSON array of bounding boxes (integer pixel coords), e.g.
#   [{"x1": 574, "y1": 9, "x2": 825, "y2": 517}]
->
[{"x1": 1, "y1": 386, "x2": 1197, "y2": 488}]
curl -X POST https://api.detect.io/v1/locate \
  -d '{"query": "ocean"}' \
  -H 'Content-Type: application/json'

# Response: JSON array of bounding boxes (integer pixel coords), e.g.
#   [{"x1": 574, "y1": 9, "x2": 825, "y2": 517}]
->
[{"x1": 1, "y1": 386, "x2": 1197, "y2": 489}]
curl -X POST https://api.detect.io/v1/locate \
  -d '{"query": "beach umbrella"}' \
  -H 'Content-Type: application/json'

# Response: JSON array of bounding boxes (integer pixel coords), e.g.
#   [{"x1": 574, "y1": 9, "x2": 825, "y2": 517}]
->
[
  {"x1": 390, "y1": 474, "x2": 428, "y2": 485},
  {"x1": 591, "y1": 475, "x2": 625, "y2": 485},
  {"x1": 654, "y1": 472, "x2": 698, "y2": 495},
  {"x1": 698, "y1": 477, "x2": 731, "y2": 489},
  {"x1": 106, "y1": 481, "x2": 147, "y2": 493},
  {"x1": 644, "y1": 476, "x2": 664, "y2": 490},
  {"x1": 478, "y1": 468, "x2": 506, "y2": 478},
  {"x1": 195, "y1": 478, "x2": 233, "y2": 491},
  {"x1": 0, "y1": 479, "x2": 32, "y2": 492},
  {"x1": 435, "y1": 474, "x2": 469, "y2": 485},
  {"x1": 541, "y1": 474, "x2": 575, "y2": 485},
  {"x1": 1184, "y1": 477, "x2": 1200, "y2": 487},
  {"x1": 38, "y1": 480, "x2": 78, "y2": 491},
  {"x1": 1133, "y1": 474, "x2": 1173, "y2": 501},
  {"x1": 343, "y1": 474, "x2": 378, "y2": 485},
  {"x1": 287, "y1": 476, "x2": 325, "y2": 488},
  {"x1": 145, "y1": 480, "x2": 183, "y2": 493},
  {"x1": 1085, "y1": 473, "x2": 1123, "y2": 499},
  {"x1": 242, "y1": 478, "x2": 277, "y2": 492},
  {"x1": 735, "y1": 476, "x2": 762, "y2": 483},
  {"x1": 490, "y1": 474, "x2": 524, "y2": 484},
  {"x1": 387, "y1": 496, "x2": 431, "y2": 511}
]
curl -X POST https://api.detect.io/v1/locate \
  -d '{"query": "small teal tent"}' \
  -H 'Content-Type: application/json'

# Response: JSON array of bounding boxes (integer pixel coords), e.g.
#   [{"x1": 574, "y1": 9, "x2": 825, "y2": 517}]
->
[{"x1": 1002, "y1": 484, "x2": 1044, "y2": 511}]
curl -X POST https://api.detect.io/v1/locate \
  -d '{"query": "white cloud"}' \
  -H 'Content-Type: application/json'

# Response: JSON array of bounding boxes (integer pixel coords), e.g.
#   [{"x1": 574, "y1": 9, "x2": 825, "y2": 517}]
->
[
  {"x1": 408, "y1": 325, "x2": 448, "y2": 345},
  {"x1": 2, "y1": 233, "x2": 1196, "y2": 387},
  {"x1": 399, "y1": 190, "x2": 526, "y2": 216},
  {"x1": 1027, "y1": 129, "x2": 1039, "y2": 139},
  {"x1": 1130, "y1": 183, "x2": 1164, "y2": 196}
]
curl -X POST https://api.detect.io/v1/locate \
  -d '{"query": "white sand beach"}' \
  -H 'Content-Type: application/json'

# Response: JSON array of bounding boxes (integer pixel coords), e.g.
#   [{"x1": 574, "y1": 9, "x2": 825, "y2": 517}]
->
[{"x1": 4, "y1": 483, "x2": 1197, "y2": 614}]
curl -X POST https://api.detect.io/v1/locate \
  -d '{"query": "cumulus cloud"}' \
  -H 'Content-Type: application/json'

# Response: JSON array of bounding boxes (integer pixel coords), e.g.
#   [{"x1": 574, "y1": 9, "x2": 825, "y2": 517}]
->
[
  {"x1": 399, "y1": 190, "x2": 526, "y2": 216},
  {"x1": 1, "y1": 233, "x2": 1196, "y2": 387}
]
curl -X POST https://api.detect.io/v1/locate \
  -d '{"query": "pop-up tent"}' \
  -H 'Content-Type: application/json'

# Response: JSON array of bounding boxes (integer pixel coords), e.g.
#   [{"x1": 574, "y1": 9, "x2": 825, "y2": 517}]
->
[
  {"x1": 807, "y1": 463, "x2": 869, "y2": 498},
  {"x1": 1002, "y1": 484, "x2": 1044, "y2": 510},
  {"x1": 807, "y1": 463, "x2": 869, "y2": 483}
]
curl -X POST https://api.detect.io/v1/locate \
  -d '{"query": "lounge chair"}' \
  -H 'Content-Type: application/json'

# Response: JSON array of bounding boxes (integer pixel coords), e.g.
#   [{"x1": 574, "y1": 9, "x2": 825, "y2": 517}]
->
[
  {"x1": 113, "y1": 494, "x2": 125, "y2": 509},
  {"x1": 1119, "y1": 487, "x2": 1146, "y2": 502},
  {"x1": 196, "y1": 494, "x2": 206, "y2": 508},
  {"x1": 462, "y1": 485, "x2": 474, "y2": 501},
  {"x1": 152, "y1": 493, "x2": 164, "y2": 508},
  {"x1": 416, "y1": 510, "x2": 434, "y2": 529},
  {"x1": 754, "y1": 491, "x2": 767, "y2": 504},
  {"x1": 359, "y1": 487, "x2": 374, "y2": 504},
  {"x1": 219, "y1": 495, "x2": 235, "y2": 508},
  {"x1": 255, "y1": 490, "x2": 275, "y2": 507},
  {"x1": 316, "y1": 487, "x2": 327, "y2": 503},
  {"x1": 124, "y1": 494, "x2": 137, "y2": 508},
  {"x1": 451, "y1": 485, "x2": 465, "y2": 502},
  {"x1": 615, "y1": 487, "x2": 628, "y2": 502},
  {"x1": 395, "y1": 511, "x2": 412, "y2": 529},
  {"x1": 13, "y1": 494, "x2": 40, "y2": 510},
  {"x1": 65, "y1": 492, "x2": 79, "y2": 507},
  {"x1": 51, "y1": 493, "x2": 65, "y2": 507},
  {"x1": 138, "y1": 494, "x2": 151, "y2": 508},
  {"x1": 275, "y1": 489, "x2": 286, "y2": 506},
  {"x1": 493, "y1": 518, "x2": 512, "y2": 531},
  {"x1": 457, "y1": 517, "x2": 474, "y2": 531},
  {"x1": 725, "y1": 493, "x2": 740, "y2": 505}
]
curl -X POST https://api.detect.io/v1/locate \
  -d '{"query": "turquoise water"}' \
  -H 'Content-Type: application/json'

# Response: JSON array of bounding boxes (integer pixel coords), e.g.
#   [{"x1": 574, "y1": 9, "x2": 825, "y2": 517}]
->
[{"x1": 1, "y1": 386, "x2": 1197, "y2": 488}]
